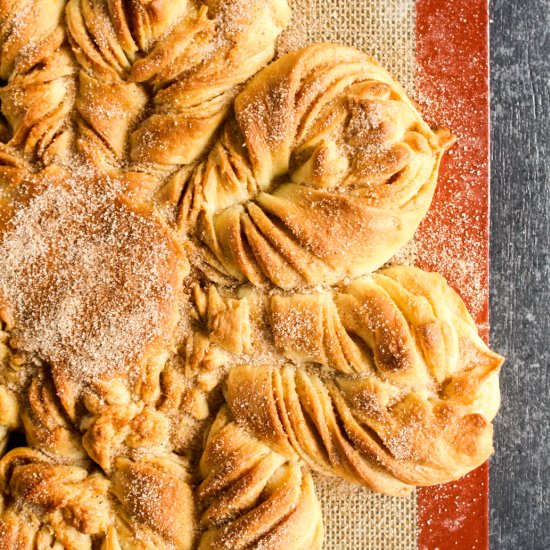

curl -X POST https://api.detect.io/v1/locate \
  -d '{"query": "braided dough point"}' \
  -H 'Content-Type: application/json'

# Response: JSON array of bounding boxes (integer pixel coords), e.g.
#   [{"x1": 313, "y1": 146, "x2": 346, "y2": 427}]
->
[
  {"x1": 66, "y1": 0, "x2": 291, "y2": 169},
  {"x1": 186, "y1": 44, "x2": 455, "y2": 288},
  {"x1": 0, "y1": 448, "x2": 195, "y2": 549},
  {"x1": 197, "y1": 406, "x2": 323, "y2": 550},
  {"x1": 224, "y1": 266, "x2": 503, "y2": 493}
]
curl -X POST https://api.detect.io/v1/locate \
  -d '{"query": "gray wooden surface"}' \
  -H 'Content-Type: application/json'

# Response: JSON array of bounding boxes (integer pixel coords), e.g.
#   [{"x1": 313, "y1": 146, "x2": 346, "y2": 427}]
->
[{"x1": 490, "y1": 1, "x2": 550, "y2": 549}]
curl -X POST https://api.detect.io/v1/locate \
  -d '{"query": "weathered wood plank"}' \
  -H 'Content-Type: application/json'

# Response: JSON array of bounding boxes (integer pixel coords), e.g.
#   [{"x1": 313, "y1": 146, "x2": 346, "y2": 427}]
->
[{"x1": 490, "y1": 1, "x2": 550, "y2": 548}]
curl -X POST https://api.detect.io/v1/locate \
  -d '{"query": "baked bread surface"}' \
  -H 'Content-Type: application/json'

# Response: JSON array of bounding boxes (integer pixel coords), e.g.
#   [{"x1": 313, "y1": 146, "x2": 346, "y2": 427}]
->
[{"x1": 0, "y1": 2, "x2": 502, "y2": 549}]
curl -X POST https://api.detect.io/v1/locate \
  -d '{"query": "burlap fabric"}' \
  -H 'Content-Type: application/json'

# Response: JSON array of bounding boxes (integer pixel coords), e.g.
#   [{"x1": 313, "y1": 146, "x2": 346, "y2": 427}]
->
[{"x1": 277, "y1": 2, "x2": 418, "y2": 548}]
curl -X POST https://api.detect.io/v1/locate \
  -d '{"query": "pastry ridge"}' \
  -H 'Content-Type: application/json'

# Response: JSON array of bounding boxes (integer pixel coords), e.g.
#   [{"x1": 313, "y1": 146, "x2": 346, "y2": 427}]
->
[
  {"x1": 183, "y1": 43, "x2": 455, "y2": 288},
  {"x1": 225, "y1": 267, "x2": 503, "y2": 494}
]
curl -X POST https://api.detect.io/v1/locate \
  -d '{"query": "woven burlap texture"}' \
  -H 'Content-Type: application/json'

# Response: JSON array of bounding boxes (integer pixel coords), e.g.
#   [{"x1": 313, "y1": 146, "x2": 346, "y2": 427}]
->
[{"x1": 277, "y1": 1, "x2": 418, "y2": 548}]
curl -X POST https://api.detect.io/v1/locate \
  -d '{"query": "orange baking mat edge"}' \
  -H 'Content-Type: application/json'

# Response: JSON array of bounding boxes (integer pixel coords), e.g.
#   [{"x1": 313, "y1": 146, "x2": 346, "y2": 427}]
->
[{"x1": 415, "y1": 0, "x2": 491, "y2": 549}]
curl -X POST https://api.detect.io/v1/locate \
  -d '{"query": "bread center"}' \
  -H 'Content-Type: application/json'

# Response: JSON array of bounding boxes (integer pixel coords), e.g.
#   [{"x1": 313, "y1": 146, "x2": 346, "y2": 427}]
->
[{"x1": 0, "y1": 167, "x2": 186, "y2": 383}]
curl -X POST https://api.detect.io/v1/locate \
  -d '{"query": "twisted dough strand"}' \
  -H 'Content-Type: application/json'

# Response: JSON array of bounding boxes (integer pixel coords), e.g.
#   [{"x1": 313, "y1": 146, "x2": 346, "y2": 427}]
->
[
  {"x1": 0, "y1": 447, "x2": 112, "y2": 549},
  {"x1": 67, "y1": 0, "x2": 290, "y2": 169},
  {"x1": 0, "y1": 447, "x2": 196, "y2": 549},
  {"x1": 20, "y1": 374, "x2": 85, "y2": 462},
  {"x1": 197, "y1": 406, "x2": 323, "y2": 549},
  {"x1": 0, "y1": 0, "x2": 76, "y2": 163},
  {"x1": 224, "y1": 266, "x2": 503, "y2": 493},
  {"x1": 184, "y1": 44, "x2": 454, "y2": 288}
]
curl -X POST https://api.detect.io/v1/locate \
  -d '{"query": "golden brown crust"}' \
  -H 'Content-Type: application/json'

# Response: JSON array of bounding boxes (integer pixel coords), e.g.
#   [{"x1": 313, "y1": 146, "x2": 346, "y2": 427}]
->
[
  {"x1": 111, "y1": 455, "x2": 195, "y2": 549},
  {"x1": 66, "y1": 0, "x2": 291, "y2": 170},
  {"x1": 183, "y1": 44, "x2": 454, "y2": 288},
  {"x1": 0, "y1": 447, "x2": 195, "y2": 549},
  {"x1": 0, "y1": 447, "x2": 113, "y2": 548},
  {"x1": 20, "y1": 375, "x2": 85, "y2": 461},
  {"x1": 0, "y1": 0, "x2": 75, "y2": 163},
  {"x1": 224, "y1": 266, "x2": 503, "y2": 492},
  {"x1": 197, "y1": 406, "x2": 323, "y2": 550}
]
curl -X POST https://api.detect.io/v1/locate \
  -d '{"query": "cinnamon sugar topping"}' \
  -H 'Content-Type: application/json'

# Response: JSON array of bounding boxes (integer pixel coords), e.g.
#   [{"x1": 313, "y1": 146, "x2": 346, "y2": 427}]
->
[{"x1": 0, "y1": 168, "x2": 185, "y2": 381}]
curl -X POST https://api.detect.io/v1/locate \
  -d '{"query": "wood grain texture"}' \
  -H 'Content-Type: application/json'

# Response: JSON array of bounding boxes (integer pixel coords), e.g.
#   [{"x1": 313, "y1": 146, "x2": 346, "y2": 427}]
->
[{"x1": 490, "y1": 1, "x2": 550, "y2": 549}]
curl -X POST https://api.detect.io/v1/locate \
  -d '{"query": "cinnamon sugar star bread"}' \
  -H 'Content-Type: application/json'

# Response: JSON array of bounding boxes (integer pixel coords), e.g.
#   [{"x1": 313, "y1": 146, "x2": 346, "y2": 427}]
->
[{"x1": 0, "y1": 2, "x2": 502, "y2": 548}]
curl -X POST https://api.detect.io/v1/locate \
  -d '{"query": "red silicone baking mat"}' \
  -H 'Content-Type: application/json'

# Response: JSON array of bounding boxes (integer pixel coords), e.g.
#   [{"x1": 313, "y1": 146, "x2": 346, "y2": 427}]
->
[{"x1": 415, "y1": 0, "x2": 491, "y2": 548}]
